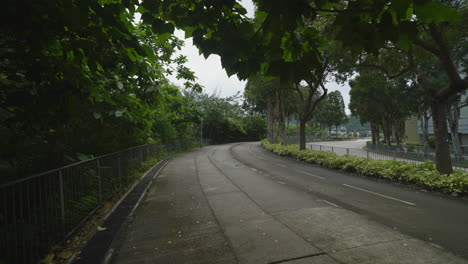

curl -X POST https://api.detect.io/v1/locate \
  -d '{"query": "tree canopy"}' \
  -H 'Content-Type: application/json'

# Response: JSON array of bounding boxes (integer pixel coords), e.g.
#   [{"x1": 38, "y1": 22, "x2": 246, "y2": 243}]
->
[{"x1": 1, "y1": 0, "x2": 465, "y2": 179}]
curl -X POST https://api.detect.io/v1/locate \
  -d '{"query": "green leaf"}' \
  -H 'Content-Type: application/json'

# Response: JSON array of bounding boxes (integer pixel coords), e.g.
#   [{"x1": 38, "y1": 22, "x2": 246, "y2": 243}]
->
[
  {"x1": 151, "y1": 19, "x2": 175, "y2": 35},
  {"x1": 158, "y1": 33, "x2": 172, "y2": 43},
  {"x1": 414, "y1": 2, "x2": 459, "y2": 23},
  {"x1": 255, "y1": 10, "x2": 268, "y2": 24},
  {"x1": 142, "y1": 45, "x2": 156, "y2": 59},
  {"x1": 390, "y1": 0, "x2": 412, "y2": 21},
  {"x1": 184, "y1": 26, "x2": 195, "y2": 38},
  {"x1": 280, "y1": 32, "x2": 295, "y2": 62},
  {"x1": 116, "y1": 82, "x2": 124, "y2": 89},
  {"x1": 395, "y1": 33, "x2": 411, "y2": 51}
]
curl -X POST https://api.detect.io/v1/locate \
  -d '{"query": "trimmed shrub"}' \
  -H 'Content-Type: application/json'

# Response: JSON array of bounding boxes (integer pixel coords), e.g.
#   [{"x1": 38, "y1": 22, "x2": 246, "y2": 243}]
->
[{"x1": 261, "y1": 139, "x2": 468, "y2": 196}]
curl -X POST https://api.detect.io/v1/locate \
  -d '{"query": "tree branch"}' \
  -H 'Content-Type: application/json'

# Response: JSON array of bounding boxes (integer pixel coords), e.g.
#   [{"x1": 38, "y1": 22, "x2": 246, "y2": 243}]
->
[
  {"x1": 294, "y1": 82, "x2": 304, "y2": 103},
  {"x1": 428, "y1": 23, "x2": 467, "y2": 98},
  {"x1": 310, "y1": 8, "x2": 368, "y2": 13},
  {"x1": 357, "y1": 48, "x2": 415, "y2": 79},
  {"x1": 358, "y1": 63, "x2": 413, "y2": 79},
  {"x1": 306, "y1": 83, "x2": 328, "y2": 120},
  {"x1": 413, "y1": 38, "x2": 441, "y2": 57}
]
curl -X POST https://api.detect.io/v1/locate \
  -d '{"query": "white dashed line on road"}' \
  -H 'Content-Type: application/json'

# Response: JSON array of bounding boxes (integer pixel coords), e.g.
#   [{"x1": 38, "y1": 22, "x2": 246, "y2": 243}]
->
[
  {"x1": 319, "y1": 199, "x2": 339, "y2": 207},
  {"x1": 294, "y1": 169, "x2": 326, "y2": 180},
  {"x1": 343, "y1": 184, "x2": 416, "y2": 206},
  {"x1": 257, "y1": 156, "x2": 267, "y2": 160},
  {"x1": 273, "y1": 162, "x2": 287, "y2": 168}
]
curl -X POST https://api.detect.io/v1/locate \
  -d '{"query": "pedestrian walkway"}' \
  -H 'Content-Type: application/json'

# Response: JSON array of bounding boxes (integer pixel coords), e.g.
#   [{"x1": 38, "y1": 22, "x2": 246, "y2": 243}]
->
[{"x1": 110, "y1": 150, "x2": 236, "y2": 263}]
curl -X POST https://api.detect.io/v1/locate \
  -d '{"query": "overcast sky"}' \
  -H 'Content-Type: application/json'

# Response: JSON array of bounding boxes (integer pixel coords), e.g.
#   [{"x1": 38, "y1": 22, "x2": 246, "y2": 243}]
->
[{"x1": 166, "y1": 0, "x2": 351, "y2": 113}]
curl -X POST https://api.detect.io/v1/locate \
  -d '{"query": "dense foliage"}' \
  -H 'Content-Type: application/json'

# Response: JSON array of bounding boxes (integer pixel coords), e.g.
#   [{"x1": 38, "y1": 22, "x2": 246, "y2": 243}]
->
[
  {"x1": 196, "y1": 93, "x2": 266, "y2": 144},
  {"x1": 262, "y1": 140, "x2": 468, "y2": 196},
  {"x1": 315, "y1": 91, "x2": 348, "y2": 134},
  {"x1": 0, "y1": 1, "x2": 203, "y2": 181},
  {"x1": 344, "y1": 115, "x2": 371, "y2": 134},
  {"x1": 1, "y1": 0, "x2": 465, "y2": 179}
]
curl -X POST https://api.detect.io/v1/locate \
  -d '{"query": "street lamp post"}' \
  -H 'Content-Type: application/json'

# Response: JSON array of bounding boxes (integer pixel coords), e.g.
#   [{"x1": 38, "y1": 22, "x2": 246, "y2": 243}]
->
[{"x1": 200, "y1": 117, "x2": 203, "y2": 148}]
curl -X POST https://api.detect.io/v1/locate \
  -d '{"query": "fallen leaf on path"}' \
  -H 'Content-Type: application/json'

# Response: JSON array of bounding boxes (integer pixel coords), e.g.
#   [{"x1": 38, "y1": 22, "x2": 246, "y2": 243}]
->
[{"x1": 59, "y1": 251, "x2": 73, "y2": 259}]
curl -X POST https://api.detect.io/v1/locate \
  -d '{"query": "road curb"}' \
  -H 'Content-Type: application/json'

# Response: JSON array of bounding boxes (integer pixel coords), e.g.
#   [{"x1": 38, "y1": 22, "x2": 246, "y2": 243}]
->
[{"x1": 71, "y1": 156, "x2": 172, "y2": 264}]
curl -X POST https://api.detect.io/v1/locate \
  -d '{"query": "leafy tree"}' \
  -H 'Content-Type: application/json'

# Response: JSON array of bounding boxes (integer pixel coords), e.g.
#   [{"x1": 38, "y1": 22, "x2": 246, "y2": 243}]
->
[
  {"x1": 195, "y1": 92, "x2": 266, "y2": 144},
  {"x1": 1, "y1": 0, "x2": 463, "y2": 180},
  {"x1": 244, "y1": 74, "x2": 296, "y2": 143},
  {"x1": 344, "y1": 115, "x2": 371, "y2": 135},
  {"x1": 0, "y1": 1, "x2": 201, "y2": 181},
  {"x1": 241, "y1": 115, "x2": 267, "y2": 141},
  {"x1": 316, "y1": 91, "x2": 348, "y2": 136},
  {"x1": 349, "y1": 71, "x2": 421, "y2": 146},
  {"x1": 354, "y1": 3, "x2": 467, "y2": 173}
]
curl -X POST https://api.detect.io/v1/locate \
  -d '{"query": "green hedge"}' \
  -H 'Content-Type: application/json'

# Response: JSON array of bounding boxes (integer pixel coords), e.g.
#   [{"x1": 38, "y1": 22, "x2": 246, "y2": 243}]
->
[{"x1": 261, "y1": 140, "x2": 468, "y2": 196}]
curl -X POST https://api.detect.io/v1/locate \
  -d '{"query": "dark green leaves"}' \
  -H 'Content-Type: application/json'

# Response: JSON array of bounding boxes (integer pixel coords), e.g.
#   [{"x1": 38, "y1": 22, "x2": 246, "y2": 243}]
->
[
  {"x1": 151, "y1": 19, "x2": 175, "y2": 35},
  {"x1": 390, "y1": 0, "x2": 413, "y2": 21},
  {"x1": 414, "y1": 2, "x2": 459, "y2": 23}
]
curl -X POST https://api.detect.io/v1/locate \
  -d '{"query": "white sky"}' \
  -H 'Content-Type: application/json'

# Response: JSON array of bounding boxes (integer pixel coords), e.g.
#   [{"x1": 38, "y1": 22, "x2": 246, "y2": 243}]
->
[{"x1": 165, "y1": 0, "x2": 351, "y2": 113}]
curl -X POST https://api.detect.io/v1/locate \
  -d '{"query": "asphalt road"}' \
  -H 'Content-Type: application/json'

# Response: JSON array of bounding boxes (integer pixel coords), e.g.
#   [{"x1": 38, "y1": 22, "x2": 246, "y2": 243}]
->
[
  {"x1": 111, "y1": 142, "x2": 468, "y2": 263},
  {"x1": 234, "y1": 142, "x2": 468, "y2": 260}
]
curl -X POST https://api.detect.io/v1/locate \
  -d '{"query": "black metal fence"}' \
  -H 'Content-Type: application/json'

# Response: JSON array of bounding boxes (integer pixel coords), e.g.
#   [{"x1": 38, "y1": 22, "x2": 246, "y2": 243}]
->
[
  {"x1": 0, "y1": 140, "x2": 194, "y2": 264},
  {"x1": 310, "y1": 144, "x2": 468, "y2": 171}
]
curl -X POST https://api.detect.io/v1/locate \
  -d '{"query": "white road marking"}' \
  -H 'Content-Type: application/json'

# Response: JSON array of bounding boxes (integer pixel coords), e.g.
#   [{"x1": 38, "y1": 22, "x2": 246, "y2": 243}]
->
[
  {"x1": 294, "y1": 169, "x2": 326, "y2": 180},
  {"x1": 319, "y1": 199, "x2": 339, "y2": 207},
  {"x1": 277, "y1": 181, "x2": 286, "y2": 185},
  {"x1": 273, "y1": 162, "x2": 287, "y2": 168},
  {"x1": 247, "y1": 147, "x2": 254, "y2": 154},
  {"x1": 257, "y1": 156, "x2": 267, "y2": 160},
  {"x1": 342, "y1": 184, "x2": 416, "y2": 206}
]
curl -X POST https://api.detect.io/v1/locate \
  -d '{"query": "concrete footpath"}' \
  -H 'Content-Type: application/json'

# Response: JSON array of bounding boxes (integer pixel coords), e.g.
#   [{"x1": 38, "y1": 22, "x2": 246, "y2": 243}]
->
[{"x1": 109, "y1": 145, "x2": 467, "y2": 264}]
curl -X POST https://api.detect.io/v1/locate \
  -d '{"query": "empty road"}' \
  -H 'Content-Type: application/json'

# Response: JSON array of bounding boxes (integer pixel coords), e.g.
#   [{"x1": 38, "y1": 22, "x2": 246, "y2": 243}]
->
[{"x1": 111, "y1": 142, "x2": 468, "y2": 264}]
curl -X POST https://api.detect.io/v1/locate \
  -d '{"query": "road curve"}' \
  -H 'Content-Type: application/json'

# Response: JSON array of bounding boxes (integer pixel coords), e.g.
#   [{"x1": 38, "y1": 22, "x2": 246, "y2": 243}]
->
[
  {"x1": 232, "y1": 142, "x2": 468, "y2": 259},
  {"x1": 112, "y1": 142, "x2": 468, "y2": 264}
]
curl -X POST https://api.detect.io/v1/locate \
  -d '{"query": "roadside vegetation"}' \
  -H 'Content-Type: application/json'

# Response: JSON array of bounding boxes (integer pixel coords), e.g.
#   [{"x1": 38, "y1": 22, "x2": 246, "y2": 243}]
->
[
  {"x1": 262, "y1": 140, "x2": 468, "y2": 196},
  {"x1": 3, "y1": 1, "x2": 467, "y2": 264},
  {"x1": 1, "y1": 1, "x2": 466, "y2": 178}
]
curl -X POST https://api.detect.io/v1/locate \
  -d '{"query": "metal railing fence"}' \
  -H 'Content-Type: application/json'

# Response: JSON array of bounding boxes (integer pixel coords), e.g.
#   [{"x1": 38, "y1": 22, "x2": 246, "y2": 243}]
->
[
  {"x1": 310, "y1": 144, "x2": 468, "y2": 171},
  {"x1": 0, "y1": 140, "x2": 194, "y2": 264}
]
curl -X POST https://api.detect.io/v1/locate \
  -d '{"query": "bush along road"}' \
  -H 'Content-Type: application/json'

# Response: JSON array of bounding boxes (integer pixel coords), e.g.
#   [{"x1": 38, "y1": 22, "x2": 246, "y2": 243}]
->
[{"x1": 262, "y1": 140, "x2": 468, "y2": 197}]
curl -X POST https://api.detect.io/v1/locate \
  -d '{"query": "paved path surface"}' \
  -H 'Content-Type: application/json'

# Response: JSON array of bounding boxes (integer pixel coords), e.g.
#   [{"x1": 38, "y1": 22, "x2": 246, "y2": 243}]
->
[{"x1": 110, "y1": 143, "x2": 468, "y2": 264}]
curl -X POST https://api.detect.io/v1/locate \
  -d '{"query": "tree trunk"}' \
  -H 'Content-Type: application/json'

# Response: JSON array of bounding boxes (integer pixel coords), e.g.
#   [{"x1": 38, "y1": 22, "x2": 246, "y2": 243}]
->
[
  {"x1": 371, "y1": 122, "x2": 376, "y2": 144},
  {"x1": 393, "y1": 120, "x2": 404, "y2": 148},
  {"x1": 375, "y1": 123, "x2": 381, "y2": 145},
  {"x1": 447, "y1": 103, "x2": 462, "y2": 159},
  {"x1": 382, "y1": 117, "x2": 391, "y2": 146},
  {"x1": 299, "y1": 119, "x2": 307, "y2": 150},
  {"x1": 267, "y1": 98, "x2": 274, "y2": 142},
  {"x1": 381, "y1": 119, "x2": 387, "y2": 145},
  {"x1": 431, "y1": 100, "x2": 453, "y2": 174},
  {"x1": 419, "y1": 108, "x2": 430, "y2": 153},
  {"x1": 278, "y1": 94, "x2": 286, "y2": 145}
]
